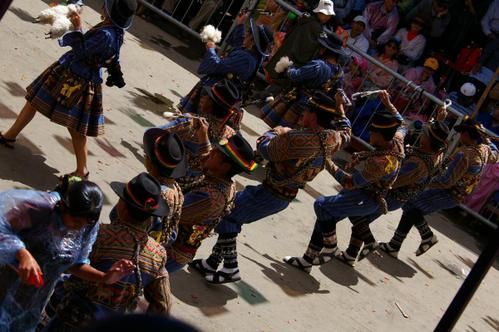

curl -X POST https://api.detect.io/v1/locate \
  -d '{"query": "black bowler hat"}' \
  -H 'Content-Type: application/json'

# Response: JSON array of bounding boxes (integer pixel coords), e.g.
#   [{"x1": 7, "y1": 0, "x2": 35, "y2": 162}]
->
[
  {"x1": 105, "y1": 0, "x2": 137, "y2": 30},
  {"x1": 318, "y1": 32, "x2": 346, "y2": 57},
  {"x1": 143, "y1": 129, "x2": 187, "y2": 178},
  {"x1": 453, "y1": 116, "x2": 491, "y2": 139},
  {"x1": 369, "y1": 111, "x2": 403, "y2": 131},
  {"x1": 203, "y1": 79, "x2": 241, "y2": 113},
  {"x1": 249, "y1": 18, "x2": 273, "y2": 57},
  {"x1": 424, "y1": 120, "x2": 449, "y2": 147},
  {"x1": 215, "y1": 134, "x2": 257, "y2": 173},
  {"x1": 111, "y1": 173, "x2": 169, "y2": 217},
  {"x1": 308, "y1": 91, "x2": 343, "y2": 116}
]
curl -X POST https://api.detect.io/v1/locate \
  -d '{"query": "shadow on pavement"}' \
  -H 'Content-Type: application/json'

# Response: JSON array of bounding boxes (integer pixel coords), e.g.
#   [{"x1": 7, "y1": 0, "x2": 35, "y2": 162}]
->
[
  {"x1": 170, "y1": 269, "x2": 237, "y2": 317},
  {"x1": 240, "y1": 253, "x2": 329, "y2": 297},
  {"x1": 8, "y1": 6, "x2": 34, "y2": 23},
  {"x1": 367, "y1": 251, "x2": 417, "y2": 281},
  {"x1": 0, "y1": 139, "x2": 59, "y2": 190}
]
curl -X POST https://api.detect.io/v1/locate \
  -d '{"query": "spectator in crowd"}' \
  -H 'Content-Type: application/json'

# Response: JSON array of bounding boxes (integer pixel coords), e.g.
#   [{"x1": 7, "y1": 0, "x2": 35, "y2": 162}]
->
[
  {"x1": 333, "y1": 0, "x2": 355, "y2": 24},
  {"x1": 397, "y1": 0, "x2": 417, "y2": 17},
  {"x1": 188, "y1": 0, "x2": 223, "y2": 31},
  {"x1": 477, "y1": 102, "x2": 499, "y2": 136},
  {"x1": 471, "y1": 0, "x2": 499, "y2": 85},
  {"x1": 342, "y1": 15, "x2": 369, "y2": 61},
  {"x1": 265, "y1": 0, "x2": 336, "y2": 88},
  {"x1": 364, "y1": 38, "x2": 400, "y2": 89},
  {"x1": 395, "y1": 16, "x2": 427, "y2": 69},
  {"x1": 481, "y1": 0, "x2": 499, "y2": 40},
  {"x1": 393, "y1": 57, "x2": 439, "y2": 121},
  {"x1": 406, "y1": 0, "x2": 451, "y2": 39},
  {"x1": 344, "y1": 55, "x2": 368, "y2": 97},
  {"x1": 363, "y1": 0, "x2": 400, "y2": 48},
  {"x1": 448, "y1": 82, "x2": 477, "y2": 116},
  {"x1": 440, "y1": 0, "x2": 488, "y2": 56}
]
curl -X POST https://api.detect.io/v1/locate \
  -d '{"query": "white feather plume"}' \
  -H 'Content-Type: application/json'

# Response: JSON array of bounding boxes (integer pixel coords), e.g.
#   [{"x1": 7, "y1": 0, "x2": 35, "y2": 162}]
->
[
  {"x1": 200, "y1": 25, "x2": 222, "y2": 43},
  {"x1": 36, "y1": 4, "x2": 82, "y2": 38},
  {"x1": 274, "y1": 56, "x2": 293, "y2": 73}
]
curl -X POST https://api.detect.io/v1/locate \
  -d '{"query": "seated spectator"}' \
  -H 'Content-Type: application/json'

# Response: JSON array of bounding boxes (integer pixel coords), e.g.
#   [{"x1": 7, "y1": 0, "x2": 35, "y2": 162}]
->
[
  {"x1": 363, "y1": 38, "x2": 400, "y2": 89},
  {"x1": 333, "y1": 0, "x2": 355, "y2": 24},
  {"x1": 480, "y1": 0, "x2": 499, "y2": 40},
  {"x1": 395, "y1": 16, "x2": 427, "y2": 69},
  {"x1": 406, "y1": 0, "x2": 451, "y2": 39},
  {"x1": 341, "y1": 15, "x2": 369, "y2": 61},
  {"x1": 392, "y1": 57, "x2": 439, "y2": 120},
  {"x1": 476, "y1": 102, "x2": 499, "y2": 136},
  {"x1": 363, "y1": 0, "x2": 400, "y2": 48},
  {"x1": 344, "y1": 55, "x2": 368, "y2": 97},
  {"x1": 471, "y1": 0, "x2": 499, "y2": 85},
  {"x1": 448, "y1": 82, "x2": 477, "y2": 116}
]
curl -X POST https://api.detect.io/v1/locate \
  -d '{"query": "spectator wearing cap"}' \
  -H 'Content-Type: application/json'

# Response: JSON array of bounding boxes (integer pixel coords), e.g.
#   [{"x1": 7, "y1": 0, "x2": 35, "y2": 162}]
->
[
  {"x1": 166, "y1": 134, "x2": 257, "y2": 274},
  {"x1": 406, "y1": 0, "x2": 451, "y2": 39},
  {"x1": 448, "y1": 82, "x2": 477, "y2": 116},
  {"x1": 179, "y1": 14, "x2": 272, "y2": 113},
  {"x1": 381, "y1": 116, "x2": 498, "y2": 257},
  {"x1": 342, "y1": 15, "x2": 369, "y2": 61},
  {"x1": 47, "y1": 173, "x2": 174, "y2": 330},
  {"x1": 348, "y1": 117, "x2": 450, "y2": 265},
  {"x1": 363, "y1": 0, "x2": 400, "y2": 48},
  {"x1": 395, "y1": 16, "x2": 427, "y2": 68},
  {"x1": 161, "y1": 80, "x2": 242, "y2": 191},
  {"x1": 265, "y1": 0, "x2": 336, "y2": 89},
  {"x1": 261, "y1": 32, "x2": 346, "y2": 128},
  {"x1": 392, "y1": 57, "x2": 439, "y2": 121},
  {"x1": 284, "y1": 91, "x2": 407, "y2": 273},
  {"x1": 191, "y1": 92, "x2": 351, "y2": 283},
  {"x1": 142, "y1": 130, "x2": 186, "y2": 247}
]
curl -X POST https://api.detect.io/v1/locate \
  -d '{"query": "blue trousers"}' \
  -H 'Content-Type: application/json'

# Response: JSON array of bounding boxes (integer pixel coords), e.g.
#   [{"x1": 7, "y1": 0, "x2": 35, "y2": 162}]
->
[
  {"x1": 310, "y1": 189, "x2": 382, "y2": 249},
  {"x1": 165, "y1": 257, "x2": 185, "y2": 273},
  {"x1": 215, "y1": 185, "x2": 291, "y2": 234},
  {"x1": 403, "y1": 189, "x2": 457, "y2": 214}
]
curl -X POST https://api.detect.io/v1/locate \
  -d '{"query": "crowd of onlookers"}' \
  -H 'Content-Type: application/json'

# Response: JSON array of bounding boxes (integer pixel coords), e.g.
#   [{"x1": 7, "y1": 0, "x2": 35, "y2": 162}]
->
[{"x1": 138, "y1": 0, "x2": 498, "y2": 138}]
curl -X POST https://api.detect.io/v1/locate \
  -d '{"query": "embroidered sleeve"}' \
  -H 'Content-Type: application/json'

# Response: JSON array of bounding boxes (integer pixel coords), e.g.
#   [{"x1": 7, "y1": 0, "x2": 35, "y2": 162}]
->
[
  {"x1": 144, "y1": 267, "x2": 172, "y2": 314},
  {"x1": 430, "y1": 151, "x2": 469, "y2": 189},
  {"x1": 159, "y1": 118, "x2": 211, "y2": 154}
]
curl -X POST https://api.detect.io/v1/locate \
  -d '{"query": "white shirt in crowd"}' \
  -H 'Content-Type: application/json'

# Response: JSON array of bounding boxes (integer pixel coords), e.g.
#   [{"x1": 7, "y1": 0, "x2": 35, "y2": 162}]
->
[
  {"x1": 395, "y1": 28, "x2": 426, "y2": 62},
  {"x1": 344, "y1": 29, "x2": 370, "y2": 60}
]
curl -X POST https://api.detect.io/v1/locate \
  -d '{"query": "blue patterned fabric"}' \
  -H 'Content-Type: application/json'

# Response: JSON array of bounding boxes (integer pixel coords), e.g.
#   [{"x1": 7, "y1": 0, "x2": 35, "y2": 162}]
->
[{"x1": 0, "y1": 190, "x2": 98, "y2": 332}]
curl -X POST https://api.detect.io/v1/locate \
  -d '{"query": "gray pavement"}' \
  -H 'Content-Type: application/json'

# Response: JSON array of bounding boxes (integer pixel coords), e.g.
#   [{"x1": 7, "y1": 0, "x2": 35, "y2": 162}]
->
[{"x1": 1, "y1": 2, "x2": 498, "y2": 331}]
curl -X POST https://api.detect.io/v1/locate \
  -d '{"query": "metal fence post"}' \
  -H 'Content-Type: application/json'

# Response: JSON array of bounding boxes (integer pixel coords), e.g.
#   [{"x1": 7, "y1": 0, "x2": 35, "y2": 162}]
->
[{"x1": 434, "y1": 224, "x2": 499, "y2": 332}]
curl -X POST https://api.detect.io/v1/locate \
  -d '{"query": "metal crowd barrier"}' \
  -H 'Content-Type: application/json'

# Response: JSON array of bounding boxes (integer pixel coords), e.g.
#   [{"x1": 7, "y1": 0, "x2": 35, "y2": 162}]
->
[{"x1": 270, "y1": 0, "x2": 498, "y2": 229}]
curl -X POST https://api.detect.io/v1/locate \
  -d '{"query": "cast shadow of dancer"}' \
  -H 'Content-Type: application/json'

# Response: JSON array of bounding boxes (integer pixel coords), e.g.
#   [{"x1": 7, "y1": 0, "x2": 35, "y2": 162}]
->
[
  {"x1": 8, "y1": 7, "x2": 34, "y2": 23},
  {"x1": 240, "y1": 253, "x2": 328, "y2": 297},
  {"x1": 170, "y1": 269, "x2": 238, "y2": 317},
  {"x1": 0, "y1": 138, "x2": 59, "y2": 190},
  {"x1": 120, "y1": 139, "x2": 145, "y2": 165},
  {"x1": 366, "y1": 251, "x2": 417, "y2": 282}
]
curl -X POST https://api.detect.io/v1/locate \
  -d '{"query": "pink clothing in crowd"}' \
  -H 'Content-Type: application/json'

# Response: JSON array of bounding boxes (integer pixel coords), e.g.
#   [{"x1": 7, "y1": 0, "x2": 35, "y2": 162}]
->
[{"x1": 464, "y1": 164, "x2": 499, "y2": 212}]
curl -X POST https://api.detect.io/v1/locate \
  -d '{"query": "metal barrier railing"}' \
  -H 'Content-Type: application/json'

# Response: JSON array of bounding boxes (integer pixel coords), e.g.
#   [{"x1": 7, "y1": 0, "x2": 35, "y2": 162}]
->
[
  {"x1": 269, "y1": 0, "x2": 498, "y2": 228},
  {"x1": 136, "y1": 0, "x2": 498, "y2": 227}
]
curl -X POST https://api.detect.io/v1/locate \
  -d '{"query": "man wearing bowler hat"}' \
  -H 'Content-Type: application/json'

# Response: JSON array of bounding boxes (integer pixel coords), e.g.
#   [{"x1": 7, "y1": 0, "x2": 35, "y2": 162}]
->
[
  {"x1": 284, "y1": 90, "x2": 407, "y2": 273},
  {"x1": 191, "y1": 91, "x2": 351, "y2": 283},
  {"x1": 160, "y1": 80, "x2": 244, "y2": 191},
  {"x1": 343, "y1": 116, "x2": 450, "y2": 266},
  {"x1": 143, "y1": 129, "x2": 187, "y2": 247},
  {"x1": 178, "y1": 14, "x2": 273, "y2": 114},
  {"x1": 48, "y1": 173, "x2": 174, "y2": 329},
  {"x1": 380, "y1": 117, "x2": 498, "y2": 258},
  {"x1": 166, "y1": 134, "x2": 257, "y2": 273}
]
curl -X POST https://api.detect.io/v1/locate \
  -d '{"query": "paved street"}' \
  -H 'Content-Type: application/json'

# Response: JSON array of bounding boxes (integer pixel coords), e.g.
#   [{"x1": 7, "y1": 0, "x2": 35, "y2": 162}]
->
[{"x1": 1, "y1": 1, "x2": 498, "y2": 331}]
